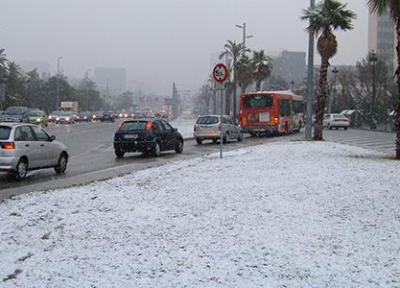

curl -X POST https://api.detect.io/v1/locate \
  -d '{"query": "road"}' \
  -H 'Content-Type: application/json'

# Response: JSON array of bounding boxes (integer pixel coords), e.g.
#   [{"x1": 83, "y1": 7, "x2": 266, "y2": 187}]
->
[{"x1": 0, "y1": 122, "x2": 396, "y2": 201}]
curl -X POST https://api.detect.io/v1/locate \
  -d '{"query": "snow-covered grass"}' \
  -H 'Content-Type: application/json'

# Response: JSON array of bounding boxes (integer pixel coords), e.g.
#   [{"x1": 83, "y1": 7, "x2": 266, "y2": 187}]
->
[{"x1": 1, "y1": 142, "x2": 400, "y2": 287}]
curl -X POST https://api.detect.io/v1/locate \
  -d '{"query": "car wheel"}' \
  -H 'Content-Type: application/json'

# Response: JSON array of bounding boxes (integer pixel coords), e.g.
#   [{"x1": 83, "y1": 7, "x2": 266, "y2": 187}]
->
[
  {"x1": 238, "y1": 133, "x2": 243, "y2": 142},
  {"x1": 223, "y1": 134, "x2": 227, "y2": 144},
  {"x1": 344, "y1": 127, "x2": 348, "y2": 130},
  {"x1": 115, "y1": 148, "x2": 125, "y2": 158},
  {"x1": 328, "y1": 125, "x2": 333, "y2": 130},
  {"x1": 196, "y1": 138, "x2": 202, "y2": 145},
  {"x1": 15, "y1": 158, "x2": 28, "y2": 181},
  {"x1": 175, "y1": 139, "x2": 184, "y2": 154},
  {"x1": 55, "y1": 153, "x2": 68, "y2": 174},
  {"x1": 212, "y1": 139, "x2": 218, "y2": 144},
  {"x1": 153, "y1": 143, "x2": 161, "y2": 157}
]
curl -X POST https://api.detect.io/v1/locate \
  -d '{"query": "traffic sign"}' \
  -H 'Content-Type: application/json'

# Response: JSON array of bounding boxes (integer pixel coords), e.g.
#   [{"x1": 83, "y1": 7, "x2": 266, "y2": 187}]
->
[{"x1": 212, "y1": 63, "x2": 229, "y2": 84}]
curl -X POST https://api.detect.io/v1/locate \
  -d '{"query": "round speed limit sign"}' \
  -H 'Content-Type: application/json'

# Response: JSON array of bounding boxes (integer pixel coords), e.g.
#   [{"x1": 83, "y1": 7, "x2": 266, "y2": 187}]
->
[{"x1": 212, "y1": 63, "x2": 229, "y2": 84}]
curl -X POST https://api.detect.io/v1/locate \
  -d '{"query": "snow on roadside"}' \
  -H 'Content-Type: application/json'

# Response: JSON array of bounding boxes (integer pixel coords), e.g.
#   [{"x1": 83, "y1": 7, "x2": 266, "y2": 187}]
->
[{"x1": 0, "y1": 142, "x2": 399, "y2": 287}]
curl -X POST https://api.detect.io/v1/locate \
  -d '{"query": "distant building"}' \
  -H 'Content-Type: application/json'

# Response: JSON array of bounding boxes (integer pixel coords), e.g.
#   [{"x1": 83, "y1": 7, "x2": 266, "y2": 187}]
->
[
  {"x1": 368, "y1": 8, "x2": 395, "y2": 74},
  {"x1": 271, "y1": 51, "x2": 306, "y2": 86},
  {"x1": 94, "y1": 67, "x2": 127, "y2": 99}
]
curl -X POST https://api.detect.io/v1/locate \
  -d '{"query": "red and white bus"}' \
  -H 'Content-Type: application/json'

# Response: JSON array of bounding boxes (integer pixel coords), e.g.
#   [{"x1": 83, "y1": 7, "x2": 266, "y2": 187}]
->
[{"x1": 239, "y1": 91, "x2": 305, "y2": 136}]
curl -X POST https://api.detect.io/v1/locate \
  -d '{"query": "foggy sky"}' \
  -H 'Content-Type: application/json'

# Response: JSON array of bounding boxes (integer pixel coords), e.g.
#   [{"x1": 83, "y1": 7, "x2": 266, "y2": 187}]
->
[{"x1": 0, "y1": 0, "x2": 368, "y2": 94}]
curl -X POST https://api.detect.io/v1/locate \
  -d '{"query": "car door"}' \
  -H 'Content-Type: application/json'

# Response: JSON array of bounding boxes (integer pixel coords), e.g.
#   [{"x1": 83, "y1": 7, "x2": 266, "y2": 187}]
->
[
  {"x1": 14, "y1": 126, "x2": 39, "y2": 168},
  {"x1": 152, "y1": 120, "x2": 167, "y2": 151},
  {"x1": 161, "y1": 120, "x2": 176, "y2": 150},
  {"x1": 30, "y1": 125, "x2": 55, "y2": 167}
]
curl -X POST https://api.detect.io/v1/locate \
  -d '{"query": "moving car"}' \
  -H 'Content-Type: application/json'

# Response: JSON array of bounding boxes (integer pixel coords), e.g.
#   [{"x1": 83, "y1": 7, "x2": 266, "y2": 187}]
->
[
  {"x1": 55, "y1": 111, "x2": 76, "y2": 124},
  {"x1": 323, "y1": 113, "x2": 350, "y2": 130},
  {"x1": 0, "y1": 106, "x2": 29, "y2": 123},
  {"x1": 48, "y1": 110, "x2": 62, "y2": 123},
  {"x1": 92, "y1": 111, "x2": 104, "y2": 121},
  {"x1": 101, "y1": 111, "x2": 115, "y2": 122},
  {"x1": 76, "y1": 111, "x2": 92, "y2": 122},
  {"x1": 194, "y1": 115, "x2": 243, "y2": 144},
  {"x1": 26, "y1": 110, "x2": 48, "y2": 127},
  {"x1": 113, "y1": 118, "x2": 184, "y2": 158},
  {"x1": 0, "y1": 123, "x2": 69, "y2": 180}
]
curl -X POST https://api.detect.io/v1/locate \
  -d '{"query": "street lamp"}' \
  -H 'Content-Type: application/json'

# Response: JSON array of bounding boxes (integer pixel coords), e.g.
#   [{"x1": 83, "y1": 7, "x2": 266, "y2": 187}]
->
[
  {"x1": 56, "y1": 56, "x2": 63, "y2": 109},
  {"x1": 305, "y1": 0, "x2": 315, "y2": 140},
  {"x1": 369, "y1": 51, "x2": 378, "y2": 130},
  {"x1": 331, "y1": 67, "x2": 339, "y2": 113},
  {"x1": 235, "y1": 22, "x2": 253, "y2": 52}
]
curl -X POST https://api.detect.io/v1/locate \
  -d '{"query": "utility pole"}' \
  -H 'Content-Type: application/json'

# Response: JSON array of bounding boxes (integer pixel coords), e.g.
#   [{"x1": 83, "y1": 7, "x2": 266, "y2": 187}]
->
[
  {"x1": 305, "y1": 0, "x2": 315, "y2": 140},
  {"x1": 56, "y1": 57, "x2": 63, "y2": 110},
  {"x1": 235, "y1": 22, "x2": 253, "y2": 52}
]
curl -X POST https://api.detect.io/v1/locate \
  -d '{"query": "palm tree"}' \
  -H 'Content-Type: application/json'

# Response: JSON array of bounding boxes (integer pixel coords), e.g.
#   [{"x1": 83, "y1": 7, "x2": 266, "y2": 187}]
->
[
  {"x1": 302, "y1": 0, "x2": 356, "y2": 140},
  {"x1": 251, "y1": 50, "x2": 273, "y2": 91},
  {"x1": 368, "y1": 0, "x2": 400, "y2": 159},
  {"x1": 219, "y1": 40, "x2": 248, "y2": 123},
  {"x1": 0, "y1": 49, "x2": 8, "y2": 82},
  {"x1": 236, "y1": 54, "x2": 253, "y2": 93}
]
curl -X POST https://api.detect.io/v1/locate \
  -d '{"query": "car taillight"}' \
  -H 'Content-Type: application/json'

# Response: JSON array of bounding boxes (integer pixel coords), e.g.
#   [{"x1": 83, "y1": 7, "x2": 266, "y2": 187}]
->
[
  {"x1": 145, "y1": 121, "x2": 153, "y2": 130},
  {"x1": 0, "y1": 142, "x2": 15, "y2": 150},
  {"x1": 273, "y1": 116, "x2": 280, "y2": 125},
  {"x1": 218, "y1": 123, "x2": 223, "y2": 130},
  {"x1": 241, "y1": 116, "x2": 247, "y2": 126},
  {"x1": 194, "y1": 125, "x2": 197, "y2": 131}
]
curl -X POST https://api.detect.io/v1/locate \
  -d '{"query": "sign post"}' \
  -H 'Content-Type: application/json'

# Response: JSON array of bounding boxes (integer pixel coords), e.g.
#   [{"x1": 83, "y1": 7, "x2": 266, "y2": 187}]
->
[{"x1": 212, "y1": 63, "x2": 229, "y2": 159}]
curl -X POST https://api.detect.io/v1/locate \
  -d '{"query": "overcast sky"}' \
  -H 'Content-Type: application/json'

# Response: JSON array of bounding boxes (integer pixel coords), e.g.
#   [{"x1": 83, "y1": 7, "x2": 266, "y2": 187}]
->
[{"x1": 1, "y1": 0, "x2": 369, "y2": 94}]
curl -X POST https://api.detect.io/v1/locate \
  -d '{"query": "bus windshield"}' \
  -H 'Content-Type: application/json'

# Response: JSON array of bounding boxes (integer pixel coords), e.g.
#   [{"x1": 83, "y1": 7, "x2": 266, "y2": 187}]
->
[{"x1": 243, "y1": 95, "x2": 273, "y2": 108}]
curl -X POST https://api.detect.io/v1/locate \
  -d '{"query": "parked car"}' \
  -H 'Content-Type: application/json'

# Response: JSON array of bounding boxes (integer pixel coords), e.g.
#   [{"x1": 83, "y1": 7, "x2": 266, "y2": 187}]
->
[
  {"x1": 323, "y1": 113, "x2": 350, "y2": 130},
  {"x1": 0, "y1": 123, "x2": 69, "y2": 180},
  {"x1": 194, "y1": 115, "x2": 243, "y2": 144},
  {"x1": 101, "y1": 111, "x2": 115, "y2": 122},
  {"x1": 55, "y1": 111, "x2": 76, "y2": 124},
  {"x1": 26, "y1": 110, "x2": 48, "y2": 127},
  {"x1": 0, "y1": 106, "x2": 29, "y2": 123},
  {"x1": 92, "y1": 111, "x2": 104, "y2": 121},
  {"x1": 113, "y1": 118, "x2": 184, "y2": 158},
  {"x1": 76, "y1": 111, "x2": 92, "y2": 122}
]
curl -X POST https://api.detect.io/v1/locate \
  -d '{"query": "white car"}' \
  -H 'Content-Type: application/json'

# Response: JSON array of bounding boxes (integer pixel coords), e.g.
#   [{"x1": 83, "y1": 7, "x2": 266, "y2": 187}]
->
[
  {"x1": 194, "y1": 115, "x2": 243, "y2": 144},
  {"x1": 0, "y1": 123, "x2": 69, "y2": 180},
  {"x1": 323, "y1": 113, "x2": 350, "y2": 130}
]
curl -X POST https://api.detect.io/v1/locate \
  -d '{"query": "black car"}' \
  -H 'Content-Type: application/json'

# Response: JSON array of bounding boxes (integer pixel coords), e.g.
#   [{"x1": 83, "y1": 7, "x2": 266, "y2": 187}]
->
[
  {"x1": 113, "y1": 119, "x2": 184, "y2": 158},
  {"x1": 101, "y1": 111, "x2": 115, "y2": 122}
]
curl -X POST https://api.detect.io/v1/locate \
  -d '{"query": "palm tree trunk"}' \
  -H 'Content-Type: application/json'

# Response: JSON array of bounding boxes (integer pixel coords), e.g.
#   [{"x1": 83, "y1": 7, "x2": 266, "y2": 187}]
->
[
  {"x1": 314, "y1": 57, "x2": 329, "y2": 141},
  {"x1": 256, "y1": 81, "x2": 261, "y2": 91},
  {"x1": 395, "y1": 18, "x2": 400, "y2": 159}
]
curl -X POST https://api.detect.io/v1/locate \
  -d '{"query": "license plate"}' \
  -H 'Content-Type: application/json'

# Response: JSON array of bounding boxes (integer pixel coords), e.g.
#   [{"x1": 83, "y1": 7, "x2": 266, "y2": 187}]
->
[
  {"x1": 124, "y1": 134, "x2": 138, "y2": 139},
  {"x1": 259, "y1": 112, "x2": 270, "y2": 122}
]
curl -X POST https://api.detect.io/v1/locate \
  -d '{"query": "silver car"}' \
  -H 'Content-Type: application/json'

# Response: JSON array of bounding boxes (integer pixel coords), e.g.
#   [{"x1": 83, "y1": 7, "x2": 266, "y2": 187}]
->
[
  {"x1": 0, "y1": 123, "x2": 69, "y2": 180},
  {"x1": 194, "y1": 115, "x2": 243, "y2": 144}
]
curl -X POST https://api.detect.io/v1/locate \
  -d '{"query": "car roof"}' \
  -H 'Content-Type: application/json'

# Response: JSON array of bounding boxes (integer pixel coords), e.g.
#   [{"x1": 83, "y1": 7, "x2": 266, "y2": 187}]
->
[{"x1": 0, "y1": 122, "x2": 39, "y2": 128}]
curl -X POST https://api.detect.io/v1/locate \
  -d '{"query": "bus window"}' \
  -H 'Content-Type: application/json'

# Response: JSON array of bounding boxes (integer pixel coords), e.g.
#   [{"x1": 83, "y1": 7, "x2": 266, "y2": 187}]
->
[
  {"x1": 243, "y1": 94, "x2": 273, "y2": 108},
  {"x1": 280, "y1": 100, "x2": 291, "y2": 117}
]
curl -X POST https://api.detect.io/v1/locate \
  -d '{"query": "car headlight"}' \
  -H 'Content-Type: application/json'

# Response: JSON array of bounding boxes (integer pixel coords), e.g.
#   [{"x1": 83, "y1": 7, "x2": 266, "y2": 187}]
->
[
  {"x1": 36, "y1": 118, "x2": 41, "y2": 122},
  {"x1": 66, "y1": 117, "x2": 70, "y2": 121},
  {"x1": 56, "y1": 117, "x2": 60, "y2": 121}
]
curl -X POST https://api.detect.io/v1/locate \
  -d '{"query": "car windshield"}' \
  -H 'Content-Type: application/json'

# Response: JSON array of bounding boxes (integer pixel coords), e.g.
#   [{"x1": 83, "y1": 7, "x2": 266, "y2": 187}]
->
[
  {"x1": 120, "y1": 121, "x2": 147, "y2": 131},
  {"x1": 332, "y1": 114, "x2": 347, "y2": 119},
  {"x1": 5, "y1": 107, "x2": 26, "y2": 115},
  {"x1": 243, "y1": 94, "x2": 273, "y2": 108},
  {"x1": 59, "y1": 112, "x2": 72, "y2": 116},
  {"x1": 27, "y1": 111, "x2": 42, "y2": 117},
  {"x1": 0, "y1": 126, "x2": 11, "y2": 140},
  {"x1": 196, "y1": 116, "x2": 219, "y2": 125}
]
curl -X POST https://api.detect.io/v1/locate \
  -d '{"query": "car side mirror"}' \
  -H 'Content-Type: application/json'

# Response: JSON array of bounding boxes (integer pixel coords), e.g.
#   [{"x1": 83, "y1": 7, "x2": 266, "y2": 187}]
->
[
  {"x1": 172, "y1": 128, "x2": 178, "y2": 132},
  {"x1": 49, "y1": 135, "x2": 56, "y2": 141}
]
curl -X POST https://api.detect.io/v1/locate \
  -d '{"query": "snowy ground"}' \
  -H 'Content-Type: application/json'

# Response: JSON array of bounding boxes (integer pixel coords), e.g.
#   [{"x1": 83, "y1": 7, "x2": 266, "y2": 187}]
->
[{"x1": 1, "y1": 142, "x2": 400, "y2": 287}]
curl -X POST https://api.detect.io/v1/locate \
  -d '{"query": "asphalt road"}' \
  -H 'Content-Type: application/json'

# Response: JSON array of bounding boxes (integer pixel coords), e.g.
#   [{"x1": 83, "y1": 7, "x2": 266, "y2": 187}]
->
[{"x1": 0, "y1": 122, "x2": 396, "y2": 201}]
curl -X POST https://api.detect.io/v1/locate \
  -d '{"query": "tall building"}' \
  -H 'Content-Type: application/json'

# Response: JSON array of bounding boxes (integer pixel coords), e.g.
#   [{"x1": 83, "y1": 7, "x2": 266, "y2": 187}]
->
[
  {"x1": 94, "y1": 67, "x2": 127, "y2": 99},
  {"x1": 271, "y1": 51, "x2": 306, "y2": 85},
  {"x1": 368, "y1": 8, "x2": 395, "y2": 74}
]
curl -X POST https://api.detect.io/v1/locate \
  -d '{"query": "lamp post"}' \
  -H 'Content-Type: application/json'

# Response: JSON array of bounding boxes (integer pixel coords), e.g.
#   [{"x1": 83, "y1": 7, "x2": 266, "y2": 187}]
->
[
  {"x1": 290, "y1": 80, "x2": 295, "y2": 92},
  {"x1": 331, "y1": 67, "x2": 339, "y2": 113},
  {"x1": 369, "y1": 51, "x2": 378, "y2": 130},
  {"x1": 235, "y1": 22, "x2": 253, "y2": 52},
  {"x1": 56, "y1": 56, "x2": 63, "y2": 109},
  {"x1": 305, "y1": 0, "x2": 315, "y2": 140}
]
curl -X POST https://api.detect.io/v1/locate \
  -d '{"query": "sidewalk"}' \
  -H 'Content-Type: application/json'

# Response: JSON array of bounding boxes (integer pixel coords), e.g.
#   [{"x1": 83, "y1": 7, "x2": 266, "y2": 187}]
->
[{"x1": 0, "y1": 142, "x2": 399, "y2": 287}]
